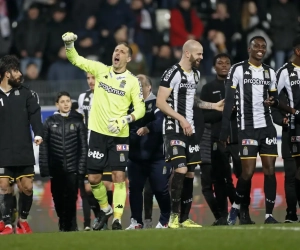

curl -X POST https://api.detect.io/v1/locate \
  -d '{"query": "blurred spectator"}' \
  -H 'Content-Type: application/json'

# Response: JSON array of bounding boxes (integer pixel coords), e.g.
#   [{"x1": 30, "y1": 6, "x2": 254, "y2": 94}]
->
[
  {"x1": 76, "y1": 15, "x2": 99, "y2": 60},
  {"x1": 23, "y1": 0, "x2": 57, "y2": 11},
  {"x1": 170, "y1": 0, "x2": 204, "y2": 57},
  {"x1": 127, "y1": 43, "x2": 148, "y2": 75},
  {"x1": 0, "y1": 0, "x2": 12, "y2": 57},
  {"x1": 47, "y1": 46, "x2": 86, "y2": 90},
  {"x1": 24, "y1": 62, "x2": 41, "y2": 83},
  {"x1": 98, "y1": 0, "x2": 135, "y2": 43},
  {"x1": 101, "y1": 25, "x2": 128, "y2": 66},
  {"x1": 45, "y1": 4, "x2": 73, "y2": 66},
  {"x1": 270, "y1": 0, "x2": 299, "y2": 70},
  {"x1": 15, "y1": 3, "x2": 47, "y2": 74},
  {"x1": 130, "y1": 0, "x2": 157, "y2": 74},
  {"x1": 157, "y1": 0, "x2": 177, "y2": 9},
  {"x1": 235, "y1": 1, "x2": 272, "y2": 63},
  {"x1": 152, "y1": 44, "x2": 176, "y2": 77},
  {"x1": 71, "y1": 0, "x2": 102, "y2": 29}
]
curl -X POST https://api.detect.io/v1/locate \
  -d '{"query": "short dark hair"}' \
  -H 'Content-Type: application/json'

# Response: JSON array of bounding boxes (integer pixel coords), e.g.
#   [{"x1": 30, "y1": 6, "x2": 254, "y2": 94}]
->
[
  {"x1": 249, "y1": 36, "x2": 267, "y2": 46},
  {"x1": 293, "y1": 36, "x2": 300, "y2": 48},
  {"x1": 117, "y1": 42, "x2": 133, "y2": 57},
  {"x1": 56, "y1": 91, "x2": 71, "y2": 103},
  {"x1": 0, "y1": 55, "x2": 20, "y2": 82},
  {"x1": 213, "y1": 53, "x2": 231, "y2": 66},
  {"x1": 71, "y1": 99, "x2": 78, "y2": 110}
]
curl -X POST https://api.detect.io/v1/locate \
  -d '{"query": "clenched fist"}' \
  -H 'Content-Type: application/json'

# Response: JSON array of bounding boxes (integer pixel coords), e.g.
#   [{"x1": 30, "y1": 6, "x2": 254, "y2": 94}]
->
[{"x1": 62, "y1": 32, "x2": 77, "y2": 48}]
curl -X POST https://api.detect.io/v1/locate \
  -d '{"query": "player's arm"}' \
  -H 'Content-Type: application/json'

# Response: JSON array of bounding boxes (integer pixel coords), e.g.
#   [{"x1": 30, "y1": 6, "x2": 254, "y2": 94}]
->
[
  {"x1": 194, "y1": 95, "x2": 224, "y2": 111},
  {"x1": 27, "y1": 90, "x2": 43, "y2": 144},
  {"x1": 108, "y1": 78, "x2": 145, "y2": 134},
  {"x1": 146, "y1": 107, "x2": 164, "y2": 133},
  {"x1": 130, "y1": 79, "x2": 146, "y2": 121},
  {"x1": 219, "y1": 66, "x2": 239, "y2": 142},
  {"x1": 77, "y1": 93, "x2": 84, "y2": 115},
  {"x1": 62, "y1": 32, "x2": 106, "y2": 77},
  {"x1": 39, "y1": 119, "x2": 50, "y2": 177},
  {"x1": 77, "y1": 120, "x2": 88, "y2": 175}
]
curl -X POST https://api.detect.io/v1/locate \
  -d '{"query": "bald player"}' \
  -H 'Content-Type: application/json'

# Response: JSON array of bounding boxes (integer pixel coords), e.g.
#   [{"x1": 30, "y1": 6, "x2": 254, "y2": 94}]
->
[{"x1": 156, "y1": 40, "x2": 224, "y2": 228}]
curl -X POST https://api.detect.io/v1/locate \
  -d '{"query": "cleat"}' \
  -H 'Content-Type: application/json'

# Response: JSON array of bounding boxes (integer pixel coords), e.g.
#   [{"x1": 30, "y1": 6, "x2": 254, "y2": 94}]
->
[
  {"x1": 239, "y1": 208, "x2": 255, "y2": 225},
  {"x1": 112, "y1": 219, "x2": 122, "y2": 230},
  {"x1": 84, "y1": 226, "x2": 91, "y2": 231},
  {"x1": 168, "y1": 213, "x2": 180, "y2": 229},
  {"x1": 284, "y1": 213, "x2": 298, "y2": 223},
  {"x1": 144, "y1": 219, "x2": 152, "y2": 229},
  {"x1": 0, "y1": 221, "x2": 4, "y2": 232},
  {"x1": 126, "y1": 218, "x2": 143, "y2": 230},
  {"x1": 100, "y1": 223, "x2": 109, "y2": 230},
  {"x1": 155, "y1": 222, "x2": 168, "y2": 228},
  {"x1": 93, "y1": 206, "x2": 113, "y2": 231},
  {"x1": 264, "y1": 215, "x2": 280, "y2": 224},
  {"x1": 227, "y1": 207, "x2": 239, "y2": 225},
  {"x1": 181, "y1": 219, "x2": 202, "y2": 228},
  {"x1": 0, "y1": 225, "x2": 13, "y2": 235},
  {"x1": 212, "y1": 217, "x2": 228, "y2": 226},
  {"x1": 17, "y1": 220, "x2": 33, "y2": 234}
]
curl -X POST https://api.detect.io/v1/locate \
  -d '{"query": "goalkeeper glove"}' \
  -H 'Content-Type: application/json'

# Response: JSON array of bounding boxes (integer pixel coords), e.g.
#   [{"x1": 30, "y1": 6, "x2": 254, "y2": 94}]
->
[
  {"x1": 62, "y1": 32, "x2": 77, "y2": 49},
  {"x1": 108, "y1": 115, "x2": 133, "y2": 134}
]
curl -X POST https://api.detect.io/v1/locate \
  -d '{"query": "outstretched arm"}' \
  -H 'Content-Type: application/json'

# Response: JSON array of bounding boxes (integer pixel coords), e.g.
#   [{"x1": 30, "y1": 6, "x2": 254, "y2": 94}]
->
[{"x1": 194, "y1": 95, "x2": 224, "y2": 111}]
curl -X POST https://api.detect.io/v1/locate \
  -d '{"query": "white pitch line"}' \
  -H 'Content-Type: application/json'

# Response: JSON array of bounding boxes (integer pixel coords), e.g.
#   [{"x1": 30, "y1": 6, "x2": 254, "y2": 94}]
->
[{"x1": 202, "y1": 226, "x2": 300, "y2": 231}]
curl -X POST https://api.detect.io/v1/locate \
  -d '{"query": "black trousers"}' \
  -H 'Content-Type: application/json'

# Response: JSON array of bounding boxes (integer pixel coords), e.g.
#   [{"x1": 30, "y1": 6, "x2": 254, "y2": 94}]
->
[
  {"x1": 50, "y1": 170, "x2": 78, "y2": 231},
  {"x1": 78, "y1": 177, "x2": 91, "y2": 228}
]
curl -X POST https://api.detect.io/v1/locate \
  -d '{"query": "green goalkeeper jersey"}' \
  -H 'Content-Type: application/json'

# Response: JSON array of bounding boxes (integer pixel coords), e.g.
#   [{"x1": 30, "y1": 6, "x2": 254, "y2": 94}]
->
[{"x1": 66, "y1": 47, "x2": 145, "y2": 137}]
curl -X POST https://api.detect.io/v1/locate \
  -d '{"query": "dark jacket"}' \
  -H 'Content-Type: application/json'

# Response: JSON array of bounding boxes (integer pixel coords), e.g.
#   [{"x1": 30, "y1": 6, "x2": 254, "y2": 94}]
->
[
  {"x1": 128, "y1": 93, "x2": 164, "y2": 162},
  {"x1": 200, "y1": 78, "x2": 238, "y2": 143},
  {"x1": 271, "y1": 91, "x2": 291, "y2": 159},
  {"x1": 39, "y1": 111, "x2": 87, "y2": 177},
  {"x1": 0, "y1": 85, "x2": 43, "y2": 167}
]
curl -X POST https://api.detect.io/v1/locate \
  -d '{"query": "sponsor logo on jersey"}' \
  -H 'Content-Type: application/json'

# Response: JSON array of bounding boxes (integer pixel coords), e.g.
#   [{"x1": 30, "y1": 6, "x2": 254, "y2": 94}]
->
[
  {"x1": 98, "y1": 82, "x2": 125, "y2": 96},
  {"x1": 290, "y1": 80, "x2": 300, "y2": 86},
  {"x1": 163, "y1": 66, "x2": 177, "y2": 81},
  {"x1": 179, "y1": 83, "x2": 197, "y2": 89},
  {"x1": 243, "y1": 78, "x2": 271, "y2": 85}
]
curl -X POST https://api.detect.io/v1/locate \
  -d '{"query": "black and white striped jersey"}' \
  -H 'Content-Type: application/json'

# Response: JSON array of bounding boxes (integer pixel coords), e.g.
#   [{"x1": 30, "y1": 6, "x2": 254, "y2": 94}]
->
[
  {"x1": 224, "y1": 61, "x2": 277, "y2": 130},
  {"x1": 276, "y1": 62, "x2": 300, "y2": 129},
  {"x1": 160, "y1": 63, "x2": 200, "y2": 134}
]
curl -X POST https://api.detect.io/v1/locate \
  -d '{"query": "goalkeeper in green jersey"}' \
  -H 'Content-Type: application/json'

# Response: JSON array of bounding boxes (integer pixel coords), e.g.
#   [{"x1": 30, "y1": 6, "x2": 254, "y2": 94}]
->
[{"x1": 62, "y1": 32, "x2": 146, "y2": 230}]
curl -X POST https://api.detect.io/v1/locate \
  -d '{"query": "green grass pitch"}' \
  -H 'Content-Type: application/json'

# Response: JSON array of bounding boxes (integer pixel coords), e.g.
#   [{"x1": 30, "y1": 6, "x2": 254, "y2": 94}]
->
[{"x1": 2, "y1": 224, "x2": 300, "y2": 250}]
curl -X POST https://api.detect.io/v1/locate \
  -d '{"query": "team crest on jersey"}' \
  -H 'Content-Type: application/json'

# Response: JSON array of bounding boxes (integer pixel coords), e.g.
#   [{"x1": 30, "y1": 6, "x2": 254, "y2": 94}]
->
[
  {"x1": 70, "y1": 124, "x2": 75, "y2": 130},
  {"x1": 264, "y1": 70, "x2": 270, "y2": 79},
  {"x1": 119, "y1": 80, "x2": 126, "y2": 88},
  {"x1": 15, "y1": 90, "x2": 20, "y2": 96}
]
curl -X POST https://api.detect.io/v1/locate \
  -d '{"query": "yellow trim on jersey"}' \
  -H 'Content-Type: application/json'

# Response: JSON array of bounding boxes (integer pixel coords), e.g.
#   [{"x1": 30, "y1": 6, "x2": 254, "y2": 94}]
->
[
  {"x1": 16, "y1": 174, "x2": 34, "y2": 180},
  {"x1": 231, "y1": 86, "x2": 236, "y2": 89},
  {"x1": 260, "y1": 154, "x2": 278, "y2": 157},
  {"x1": 103, "y1": 172, "x2": 112, "y2": 175},
  {"x1": 0, "y1": 175, "x2": 14, "y2": 179},
  {"x1": 187, "y1": 161, "x2": 201, "y2": 165},
  {"x1": 292, "y1": 63, "x2": 300, "y2": 68},
  {"x1": 269, "y1": 89, "x2": 277, "y2": 92},
  {"x1": 292, "y1": 154, "x2": 300, "y2": 158},
  {"x1": 240, "y1": 157, "x2": 257, "y2": 159},
  {"x1": 171, "y1": 156, "x2": 186, "y2": 160},
  {"x1": 248, "y1": 62, "x2": 262, "y2": 68},
  {"x1": 181, "y1": 67, "x2": 192, "y2": 73}
]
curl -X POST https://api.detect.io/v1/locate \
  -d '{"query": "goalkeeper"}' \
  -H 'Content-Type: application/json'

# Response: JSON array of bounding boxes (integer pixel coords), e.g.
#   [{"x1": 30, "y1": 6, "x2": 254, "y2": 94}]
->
[{"x1": 62, "y1": 32, "x2": 145, "y2": 230}]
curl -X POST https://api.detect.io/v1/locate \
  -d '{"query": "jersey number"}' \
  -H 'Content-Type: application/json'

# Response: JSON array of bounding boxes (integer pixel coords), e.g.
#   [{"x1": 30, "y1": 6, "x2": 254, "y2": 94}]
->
[{"x1": 0, "y1": 98, "x2": 3, "y2": 106}]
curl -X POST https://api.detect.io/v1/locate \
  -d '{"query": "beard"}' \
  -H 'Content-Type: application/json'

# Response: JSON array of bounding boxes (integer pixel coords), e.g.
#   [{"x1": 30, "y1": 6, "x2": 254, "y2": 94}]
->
[
  {"x1": 190, "y1": 55, "x2": 199, "y2": 68},
  {"x1": 8, "y1": 75, "x2": 24, "y2": 88}
]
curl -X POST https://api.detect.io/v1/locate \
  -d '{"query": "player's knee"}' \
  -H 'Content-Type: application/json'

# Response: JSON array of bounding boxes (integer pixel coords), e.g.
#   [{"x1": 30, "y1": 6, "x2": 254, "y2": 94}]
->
[
  {"x1": 112, "y1": 170, "x2": 125, "y2": 183},
  {"x1": 22, "y1": 183, "x2": 33, "y2": 195},
  {"x1": 0, "y1": 178, "x2": 11, "y2": 194},
  {"x1": 103, "y1": 180, "x2": 113, "y2": 191},
  {"x1": 84, "y1": 183, "x2": 92, "y2": 193},
  {"x1": 185, "y1": 172, "x2": 194, "y2": 178},
  {"x1": 241, "y1": 171, "x2": 253, "y2": 181},
  {"x1": 88, "y1": 174, "x2": 102, "y2": 185}
]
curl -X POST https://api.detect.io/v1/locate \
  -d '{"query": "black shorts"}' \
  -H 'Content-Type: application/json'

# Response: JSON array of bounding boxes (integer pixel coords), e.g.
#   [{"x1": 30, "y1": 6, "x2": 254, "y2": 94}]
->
[
  {"x1": 87, "y1": 131, "x2": 129, "y2": 174},
  {"x1": 238, "y1": 126, "x2": 278, "y2": 159},
  {"x1": 290, "y1": 124, "x2": 300, "y2": 157},
  {"x1": 0, "y1": 166, "x2": 34, "y2": 183},
  {"x1": 84, "y1": 168, "x2": 112, "y2": 184},
  {"x1": 163, "y1": 133, "x2": 201, "y2": 172}
]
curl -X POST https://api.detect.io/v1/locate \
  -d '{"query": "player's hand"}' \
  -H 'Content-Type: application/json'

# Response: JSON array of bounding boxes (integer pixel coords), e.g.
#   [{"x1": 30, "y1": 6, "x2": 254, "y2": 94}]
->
[
  {"x1": 108, "y1": 115, "x2": 132, "y2": 134},
  {"x1": 34, "y1": 136, "x2": 43, "y2": 146},
  {"x1": 179, "y1": 118, "x2": 193, "y2": 136},
  {"x1": 213, "y1": 99, "x2": 224, "y2": 111},
  {"x1": 219, "y1": 140, "x2": 227, "y2": 148},
  {"x1": 137, "y1": 127, "x2": 150, "y2": 136},
  {"x1": 283, "y1": 117, "x2": 289, "y2": 126},
  {"x1": 62, "y1": 32, "x2": 77, "y2": 48},
  {"x1": 264, "y1": 96, "x2": 279, "y2": 107}
]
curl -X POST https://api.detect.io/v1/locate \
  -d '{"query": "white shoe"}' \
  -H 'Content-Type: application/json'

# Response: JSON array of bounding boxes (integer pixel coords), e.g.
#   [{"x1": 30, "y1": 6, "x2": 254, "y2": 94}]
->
[
  {"x1": 155, "y1": 222, "x2": 168, "y2": 228},
  {"x1": 125, "y1": 218, "x2": 143, "y2": 230},
  {"x1": 84, "y1": 226, "x2": 91, "y2": 231},
  {"x1": 144, "y1": 219, "x2": 152, "y2": 229}
]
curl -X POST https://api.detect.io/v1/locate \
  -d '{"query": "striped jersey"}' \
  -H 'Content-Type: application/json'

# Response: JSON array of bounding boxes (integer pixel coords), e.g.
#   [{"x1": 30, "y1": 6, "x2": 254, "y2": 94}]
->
[
  {"x1": 78, "y1": 89, "x2": 93, "y2": 127},
  {"x1": 160, "y1": 64, "x2": 201, "y2": 134},
  {"x1": 276, "y1": 62, "x2": 300, "y2": 129},
  {"x1": 226, "y1": 61, "x2": 277, "y2": 130}
]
